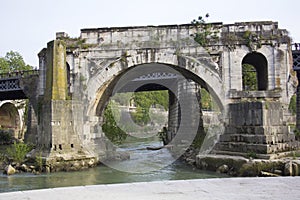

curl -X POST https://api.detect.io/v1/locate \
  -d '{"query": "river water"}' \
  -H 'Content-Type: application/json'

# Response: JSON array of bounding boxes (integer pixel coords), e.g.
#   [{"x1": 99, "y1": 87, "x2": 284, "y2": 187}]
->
[{"x1": 0, "y1": 136, "x2": 227, "y2": 193}]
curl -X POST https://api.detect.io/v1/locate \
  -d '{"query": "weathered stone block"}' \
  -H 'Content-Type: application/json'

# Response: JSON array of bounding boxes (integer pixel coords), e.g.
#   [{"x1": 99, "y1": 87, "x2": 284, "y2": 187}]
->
[{"x1": 196, "y1": 154, "x2": 248, "y2": 172}]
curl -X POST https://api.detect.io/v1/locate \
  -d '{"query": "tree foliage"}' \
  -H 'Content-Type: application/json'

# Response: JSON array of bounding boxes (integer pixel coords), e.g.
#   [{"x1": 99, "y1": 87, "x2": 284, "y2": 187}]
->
[
  {"x1": 111, "y1": 93, "x2": 132, "y2": 106},
  {"x1": 242, "y1": 64, "x2": 258, "y2": 91},
  {"x1": 102, "y1": 101, "x2": 127, "y2": 145},
  {"x1": 102, "y1": 90, "x2": 169, "y2": 143},
  {"x1": 111, "y1": 91, "x2": 169, "y2": 126},
  {"x1": 0, "y1": 51, "x2": 33, "y2": 73},
  {"x1": 132, "y1": 91, "x2": 168, "y2": 125},
  {"x1": 133, "y1": 91, "x2": 169, "y2": 110},
  {"x1": 200, "y1": 88, "x2": 218, "y2": 111}
]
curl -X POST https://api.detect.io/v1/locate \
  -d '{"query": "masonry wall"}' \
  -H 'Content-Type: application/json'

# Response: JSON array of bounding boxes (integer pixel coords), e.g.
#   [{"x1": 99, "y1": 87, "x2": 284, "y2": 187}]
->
[
  {"x1": 166, "y1": 79, "x2": 204, "y2": 145},
  {"x1": 216, "y1": 101, "x2": 299, "y2": 154}
]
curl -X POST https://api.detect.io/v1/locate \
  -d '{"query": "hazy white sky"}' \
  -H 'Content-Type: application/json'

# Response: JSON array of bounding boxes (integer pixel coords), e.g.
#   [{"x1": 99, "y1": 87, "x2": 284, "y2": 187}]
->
[{"x1": 1, "y1": 0, "x2": 299, "y2": 67}]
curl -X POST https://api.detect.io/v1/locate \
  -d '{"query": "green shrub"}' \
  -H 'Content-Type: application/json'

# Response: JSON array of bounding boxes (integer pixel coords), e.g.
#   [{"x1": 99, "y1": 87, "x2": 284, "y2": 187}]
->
[
  {"x1": 288, "y1": 94, "x2": 297, "y2": 115},
  {"x1": 35, "y1": 153, "x2": 43, "y2": 172},
  {"x1": 294, "y1": 128, "x2": 300, "y2": 140},
  {"x1": 0, "y1": 130, "x2": 13, "y2": 144},
  {"x1": 246, "y1": 151, "x2": 258, "y2": 159},
  {"x1": 6, "y1": 142, "x2": 32, "y2": 163},
  {"x1": 0, "y1": 153, "x2": 7, "y2": 162}
]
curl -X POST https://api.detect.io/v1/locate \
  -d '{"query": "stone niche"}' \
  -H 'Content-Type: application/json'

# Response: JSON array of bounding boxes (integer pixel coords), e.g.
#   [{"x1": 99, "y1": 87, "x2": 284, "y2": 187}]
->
[{"x1": 215, "y1": 101, "x2": 299, "y2": 155}]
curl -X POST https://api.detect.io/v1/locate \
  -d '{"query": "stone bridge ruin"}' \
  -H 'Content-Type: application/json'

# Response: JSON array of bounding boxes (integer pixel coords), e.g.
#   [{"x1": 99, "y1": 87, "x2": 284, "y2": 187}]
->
[{"x1": 1, "y1": 21, "x2": 299, "y2": 171}]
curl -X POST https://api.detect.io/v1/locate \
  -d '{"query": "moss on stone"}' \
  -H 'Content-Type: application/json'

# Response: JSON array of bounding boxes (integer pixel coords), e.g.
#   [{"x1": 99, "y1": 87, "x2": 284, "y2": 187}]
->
[
  {"x1": 239, "y1": 161, "x2": 284, "y2": 177},
  {"x1": 45, "y1": 40, "x2": 68, "y2": 100}
]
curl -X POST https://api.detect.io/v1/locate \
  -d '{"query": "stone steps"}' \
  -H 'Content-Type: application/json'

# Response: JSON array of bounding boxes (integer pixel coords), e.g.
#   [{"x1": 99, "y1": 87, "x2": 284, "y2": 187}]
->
[
  {"x1": 224, "y1": 126, "x2": 290, "y2": 135},
  {"x1": 214, "y1": 142, "x2": 268, "y2": 154},
  {"x1": 215, "y1": 141, "x2": 300, "y2": 154},
  {"x1": 219, "y1": 133, "x2": 296, "y2": 144},
  {"x1": 220, "y1": 134, "x2": 266, "y2": 144}
]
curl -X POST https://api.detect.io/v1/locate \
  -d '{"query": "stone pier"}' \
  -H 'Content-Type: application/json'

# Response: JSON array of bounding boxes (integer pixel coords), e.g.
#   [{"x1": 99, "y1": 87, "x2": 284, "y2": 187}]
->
[{"x1": 34, "y1": 40, "x2": 96, "y2": 172}]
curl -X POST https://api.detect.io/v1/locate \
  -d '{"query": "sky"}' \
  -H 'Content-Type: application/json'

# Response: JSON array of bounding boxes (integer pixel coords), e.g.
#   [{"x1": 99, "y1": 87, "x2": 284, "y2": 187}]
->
[{"x1": 1, "y1": 0, "x2": 299, "y2": 67}]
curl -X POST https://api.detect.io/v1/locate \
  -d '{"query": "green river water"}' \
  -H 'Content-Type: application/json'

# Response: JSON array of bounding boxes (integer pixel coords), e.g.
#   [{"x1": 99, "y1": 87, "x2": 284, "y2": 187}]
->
[{"x1": 0, "y1": 137, "x2": 227, "y2": 193}]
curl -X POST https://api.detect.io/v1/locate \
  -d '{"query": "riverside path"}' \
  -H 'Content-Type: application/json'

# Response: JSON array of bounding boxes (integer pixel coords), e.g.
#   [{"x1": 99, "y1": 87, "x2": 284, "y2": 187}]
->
[{"x1": 0, "y1": 177, "x2": 300, "y2": 200}]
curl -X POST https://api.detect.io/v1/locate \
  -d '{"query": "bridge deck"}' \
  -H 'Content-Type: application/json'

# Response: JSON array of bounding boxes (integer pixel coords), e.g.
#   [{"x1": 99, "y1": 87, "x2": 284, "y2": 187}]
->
[
  {"x1": 0, "y1": 70, "x2": 38, "y2": 100},
  {"x1": 0, "y1": 177, "x2": 299, "y2": 200}
]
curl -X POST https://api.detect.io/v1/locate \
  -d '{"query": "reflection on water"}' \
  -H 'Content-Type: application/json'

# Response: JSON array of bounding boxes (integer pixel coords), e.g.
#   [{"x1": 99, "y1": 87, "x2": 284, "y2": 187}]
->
[{"x1": 0, "y1": 136, "x2": 227, "y2": 193}]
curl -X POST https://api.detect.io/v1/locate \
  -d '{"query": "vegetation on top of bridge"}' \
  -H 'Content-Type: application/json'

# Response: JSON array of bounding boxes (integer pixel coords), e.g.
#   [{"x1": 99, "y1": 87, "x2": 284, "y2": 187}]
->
[
  {"x1": 190, "y1": 14, "x2": 291, "y2": 51},
  {"x1": 191, "y1": 13, "x2": 219, "y2": 47},
  {"x1": 0, "y1": 70, "x2": 39, "y2": 79},
  {"x1": 56, "y1": 34, "x2": 97, "y2": 50}
]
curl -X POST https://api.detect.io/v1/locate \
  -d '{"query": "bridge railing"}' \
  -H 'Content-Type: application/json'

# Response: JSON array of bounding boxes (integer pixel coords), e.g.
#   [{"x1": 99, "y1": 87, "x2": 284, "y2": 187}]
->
[
  {"x1": 0, "y1": 70, "x2": 39, "y2": 79},
  {"x1": 291, "y1": 43, "x2": 300, "y2": 51},
  {"x1": 292, "y1": 43, "x2": 300, "y2": 71}
]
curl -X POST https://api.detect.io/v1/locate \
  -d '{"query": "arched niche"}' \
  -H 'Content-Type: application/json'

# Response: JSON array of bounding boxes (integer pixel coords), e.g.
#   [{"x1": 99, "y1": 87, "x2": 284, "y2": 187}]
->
[{"x1": 242, "y1": 52, "x2": 268, "y2": 91}]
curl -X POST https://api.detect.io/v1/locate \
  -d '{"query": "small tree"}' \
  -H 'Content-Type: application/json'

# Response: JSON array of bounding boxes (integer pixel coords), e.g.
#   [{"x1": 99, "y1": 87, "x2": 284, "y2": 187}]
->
[{"x1": 191, "y1": 13, "x2": 219, "y2": 46}]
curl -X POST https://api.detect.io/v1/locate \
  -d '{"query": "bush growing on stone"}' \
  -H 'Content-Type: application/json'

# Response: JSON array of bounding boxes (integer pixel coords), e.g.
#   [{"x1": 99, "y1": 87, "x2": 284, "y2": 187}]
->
[
  {"x1": 288, "y1": 94, "x2": 297, "y2": 115},
  {"x1": 0, "y1": 152, "x2": 7, "y2": 162},
  {"x1": 6, "y1": 141, "x2": 32, "y2": 163},
  {"x1": 35, "y1": 153, "x2": 43, "y2": 172},
  {"x1": 294, "y1": 128, "x2": 300, "y2": 140},
  {"x1": 0, "y1": 130, "x2": 13, "y2": 145}
]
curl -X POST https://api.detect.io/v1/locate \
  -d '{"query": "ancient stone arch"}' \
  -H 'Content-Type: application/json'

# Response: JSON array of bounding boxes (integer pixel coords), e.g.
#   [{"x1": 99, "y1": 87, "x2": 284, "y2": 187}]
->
[
  {"x1": 242, "y1": 52, "x2": 268, "y2": 91},
  {"x1": 0, "y1": 101, "x2": 24, "y2": 139},
  {"x1": 30, "y1": 22, "x2": 300, "y2": 170},
  {"x1": 86, "y1": 49, "x2": 225, "y2": 118}
]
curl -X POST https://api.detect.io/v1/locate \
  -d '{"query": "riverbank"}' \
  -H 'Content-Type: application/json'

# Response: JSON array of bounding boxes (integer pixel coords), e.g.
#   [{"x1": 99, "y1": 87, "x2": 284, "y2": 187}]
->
[
  {"x1": 1, "y1": 177, "x2": 299, "y2": 200},
  {"x1": 0, "y1": 144, "x2": 226, "y2": 193}
]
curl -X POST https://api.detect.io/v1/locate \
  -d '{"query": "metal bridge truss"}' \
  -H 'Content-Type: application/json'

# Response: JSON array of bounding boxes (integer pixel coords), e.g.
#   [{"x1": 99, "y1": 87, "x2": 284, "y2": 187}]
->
[
  {"x1": 0, "y1": 79, "x2": 21, "y2": 92},
  {"x1": 0, "y1": 70, "x2": 38, "y2": 100},
  {"x1": 132, "y1": 72, "x2": 178, "y2": 81}
]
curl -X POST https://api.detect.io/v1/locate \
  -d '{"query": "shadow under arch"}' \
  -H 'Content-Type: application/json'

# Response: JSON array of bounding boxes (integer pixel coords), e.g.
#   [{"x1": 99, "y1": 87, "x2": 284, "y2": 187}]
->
[{"x1": 0, "y1": 101, "x2": 21, "y2": 139}]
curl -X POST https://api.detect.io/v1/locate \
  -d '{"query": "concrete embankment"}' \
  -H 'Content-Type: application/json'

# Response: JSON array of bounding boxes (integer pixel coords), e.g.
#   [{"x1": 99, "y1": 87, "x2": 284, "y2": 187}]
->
[{"x1": 0, "y1": 177, "x2": 300, "y2": 200}]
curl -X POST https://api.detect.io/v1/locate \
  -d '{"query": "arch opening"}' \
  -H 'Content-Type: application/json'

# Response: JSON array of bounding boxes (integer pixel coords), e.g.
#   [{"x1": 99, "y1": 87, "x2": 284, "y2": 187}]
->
[
  {"x1": 84, "y1": 58, "x2": 225, "y2": 172},
  {"x1": 93, "y1": 63, "x2": 224, "y2": 119},
  {"x1": 242, "y1": 52, "x2": 268, "y2": 91},
  {"x1": 92, "y1": 63, "x2": 223, "y2": 147},
  {"x1": 0, "y1": 102, "x2": 20, "y2": 141}
]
